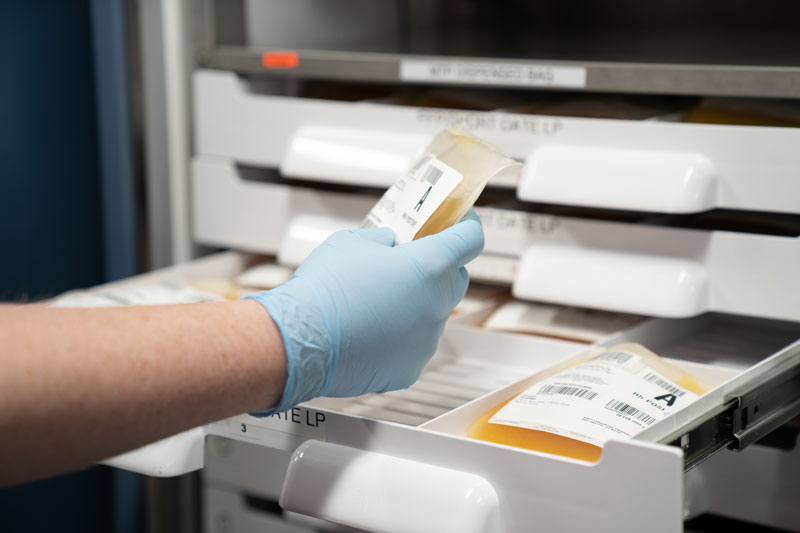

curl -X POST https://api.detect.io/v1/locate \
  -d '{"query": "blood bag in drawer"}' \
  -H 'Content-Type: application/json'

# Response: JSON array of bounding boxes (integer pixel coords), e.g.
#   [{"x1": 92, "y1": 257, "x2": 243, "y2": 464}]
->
[{"x1": 194, "y1": 69, "x2": 800, "y2": 214}]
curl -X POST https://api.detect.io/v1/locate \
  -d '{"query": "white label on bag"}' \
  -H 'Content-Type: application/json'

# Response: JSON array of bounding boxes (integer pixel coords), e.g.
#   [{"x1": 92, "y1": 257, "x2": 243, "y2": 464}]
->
[
  {"x1": 362, "y1": 153, "x2": 463, "y2": 244},
  {"x1": 489, "y1": 350, "x2": 698, "y2": 447},
  {"x1": 400, "y1": 60, "x2": 587, "y2": 88}
]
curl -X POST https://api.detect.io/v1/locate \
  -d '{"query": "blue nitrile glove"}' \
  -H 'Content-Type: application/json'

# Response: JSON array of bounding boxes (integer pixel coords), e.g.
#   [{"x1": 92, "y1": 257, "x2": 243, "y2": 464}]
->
[{"x1": 246, "y1": 211, "x2": 484, "y2": 415}]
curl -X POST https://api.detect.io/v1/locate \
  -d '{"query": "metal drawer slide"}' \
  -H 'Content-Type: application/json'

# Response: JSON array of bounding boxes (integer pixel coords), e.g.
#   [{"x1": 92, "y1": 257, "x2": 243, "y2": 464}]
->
[{"x1": 656, "y1": 344, "x2": 800, "y2": 471}]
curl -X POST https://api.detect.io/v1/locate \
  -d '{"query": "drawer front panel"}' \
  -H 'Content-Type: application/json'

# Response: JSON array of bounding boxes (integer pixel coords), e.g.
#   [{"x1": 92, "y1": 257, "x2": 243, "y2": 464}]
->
[
  {"x1": 204, "y1": 485, "x2": 331, "y2": 533},
  {"x1": 192, "y1": 157, "x2": 374, "y2": 254},
  {"x1": 507, "y1": 218, "x2": 800, "y2": 321},
  {"x1": 195, "y1": 69, "x2": 800, "y2": 214},
  {"x1": 85, "y1": 252, "x2": 798, "y2": 532},
  {"x1": 192, "y1": 158, "x2": 800, "y2": 321}
]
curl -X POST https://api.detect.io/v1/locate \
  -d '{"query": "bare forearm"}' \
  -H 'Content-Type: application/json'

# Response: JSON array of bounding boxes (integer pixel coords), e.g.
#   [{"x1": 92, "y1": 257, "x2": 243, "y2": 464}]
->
[{"x1": 0, "y1": 300, "x2": 286, "y2": 486}]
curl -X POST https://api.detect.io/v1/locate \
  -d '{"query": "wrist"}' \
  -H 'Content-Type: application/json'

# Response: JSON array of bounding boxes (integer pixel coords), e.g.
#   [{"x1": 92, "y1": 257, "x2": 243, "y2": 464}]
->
[
  {"x1": 244, "y1": 282, "x2": 334, "y2": 415},
  {"x1": 234, "y1": 299, "x2": 288, "y2": 412}
]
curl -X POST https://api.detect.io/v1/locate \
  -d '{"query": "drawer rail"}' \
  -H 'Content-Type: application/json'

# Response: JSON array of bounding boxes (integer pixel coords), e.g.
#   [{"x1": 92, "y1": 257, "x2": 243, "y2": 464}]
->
[{"x1": 658, "y1": 346, "x2": 800, "y2": 471}]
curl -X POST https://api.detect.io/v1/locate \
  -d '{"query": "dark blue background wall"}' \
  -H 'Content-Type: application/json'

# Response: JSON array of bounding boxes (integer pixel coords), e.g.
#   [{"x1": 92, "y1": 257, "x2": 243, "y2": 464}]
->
[
  {"x1": 0, "y1": 0, "x2": 105, "y2": 301},
  {"x1": 0, "y1": 1, "x2": 139, "y2": 531}
]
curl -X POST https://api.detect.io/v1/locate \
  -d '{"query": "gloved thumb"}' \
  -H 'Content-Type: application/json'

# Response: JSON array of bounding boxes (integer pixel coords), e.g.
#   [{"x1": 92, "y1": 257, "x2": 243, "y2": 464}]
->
[
  {"x1": 406, "y1": 215, "x2": 485, "y2": 267},
  {"x1": 461, "y1": 208, "x2": 481, "y2": 225},
  {"x1": 355, "y1": 226, "x2": 396, "y2": 246}
]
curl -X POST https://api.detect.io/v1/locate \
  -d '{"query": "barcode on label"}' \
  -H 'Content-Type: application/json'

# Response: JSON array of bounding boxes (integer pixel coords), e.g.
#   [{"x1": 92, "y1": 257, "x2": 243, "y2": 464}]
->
[
  {"x1": 642, "y1": 372, "x2": 686, "y2": 397},
  {"x1": 604, "y1": 400, "x2": 657, "y2": 425},
  {"x1": 537, "y1": 385, "x2": 598, "y2": 401},
  {"x1": 421, "y1": 165, "x2": 444, "y2": 185},
  {"x1": 360, "y1": 218, "x2": 378, "y2": 228},
  {"x1": 408, "y1": 154, "x2": 434, "y2": 175},
  {"x1": 595, "y1": 351, "x2": 634, "y2": 365}
]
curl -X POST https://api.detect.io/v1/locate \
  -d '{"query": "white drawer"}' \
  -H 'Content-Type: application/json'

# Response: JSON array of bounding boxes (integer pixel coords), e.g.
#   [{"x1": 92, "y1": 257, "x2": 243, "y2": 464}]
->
[
  {"x1": 204, "y1": 427, "x2": 800, "y2": 533},
  {"x1": 237, "y1": 315, "x2": 800, "y2": 533},
  {"x1": 89, "y1": 254, "x2": 800, "y2": 533},
  {"x1": 194, "y1": 69, "x2": 800, "y2": 215},
  {"x1": 192, "y1": 157, "x2": 800, "y2": 322},
  {"x1": 683, "y1": 442, "x2": 800, "y2": 531},
  {"x1": 205, "y1": 435, "x2": 293, "y2": 500},
  {"x1": 478, "y1": 206, "x2": 800, "y2": 322},
  {"x1": 204, "y1": 484, "x2": 342, "y2": 533},
  {"x1": 191, "y1": 157, "x2": 374, "y2": 256}
]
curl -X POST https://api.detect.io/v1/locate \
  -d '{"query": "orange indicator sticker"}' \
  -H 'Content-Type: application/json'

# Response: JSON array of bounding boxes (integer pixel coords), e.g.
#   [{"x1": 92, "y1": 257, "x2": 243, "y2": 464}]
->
[{"x1": 262, "y1": 51, "x2": 299, "y2": 69}]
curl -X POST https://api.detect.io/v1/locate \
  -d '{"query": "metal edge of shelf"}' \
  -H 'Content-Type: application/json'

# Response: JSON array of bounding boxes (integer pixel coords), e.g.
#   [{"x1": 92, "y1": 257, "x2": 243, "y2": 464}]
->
[
  {"x1": 198, "y1": 46, "x2": 800, "y2": 98},
  {"x1": 652, "y1": 340, "x2": 800, "y2": 472}
]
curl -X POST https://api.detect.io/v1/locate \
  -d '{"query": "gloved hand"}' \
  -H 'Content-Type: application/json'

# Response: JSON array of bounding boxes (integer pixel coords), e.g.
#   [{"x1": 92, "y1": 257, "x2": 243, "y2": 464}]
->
[{"x1": 246, "y1": 212, "x2": 484, "y2": 415}]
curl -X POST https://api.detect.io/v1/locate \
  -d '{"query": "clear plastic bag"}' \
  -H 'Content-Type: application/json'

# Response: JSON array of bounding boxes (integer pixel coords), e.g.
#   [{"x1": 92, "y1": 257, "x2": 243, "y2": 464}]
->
[
  {"x1": 468, "y1": 343, "x2": 709, "y2": 461},
  {"x1": 361, "y1": 128, "x2": 520, "y2": 243}
]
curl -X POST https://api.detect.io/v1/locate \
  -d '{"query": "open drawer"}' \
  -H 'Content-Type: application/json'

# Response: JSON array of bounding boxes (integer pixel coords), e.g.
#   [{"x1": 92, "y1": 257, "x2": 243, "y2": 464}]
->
[
  {"x1": 194, "y1": 69, "x2": 800, "y2": 215},
  {"x1": 193, "y1": 157, "x2": 800, "y2": 322},
  {"x1": 66, "y1": 252, "x2": 800, "y2": 532}
]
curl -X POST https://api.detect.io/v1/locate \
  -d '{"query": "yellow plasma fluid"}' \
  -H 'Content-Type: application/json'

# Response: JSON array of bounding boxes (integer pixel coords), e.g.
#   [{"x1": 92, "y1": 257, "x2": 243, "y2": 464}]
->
[
  {"x1": 467, "y1": 344, "x2": 709, "y2": 462},
  {"x1": 413, "y1": 130, "x2": 519, "y2": 240},
  {"x1": 415, "y1": 188, "x2": 469, "y2": 240}
]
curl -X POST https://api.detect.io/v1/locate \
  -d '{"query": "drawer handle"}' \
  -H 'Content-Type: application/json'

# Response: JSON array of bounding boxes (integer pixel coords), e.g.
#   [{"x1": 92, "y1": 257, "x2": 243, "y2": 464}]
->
[
  {"x1": 280, "y1": 440, "x2": 501, "y2": 533},
  {"x1": 512, "y1": 244, "x2": 710, "y2": 318},
  {"x1": 519, "y1": 145, "x2": 717, "y2": 214},
  {"x1": 278, "y1": 214, "x2": 360, "y2": 267},
  {"x1": 280, "y1": 125, "x2": 430, "y2": 187}
]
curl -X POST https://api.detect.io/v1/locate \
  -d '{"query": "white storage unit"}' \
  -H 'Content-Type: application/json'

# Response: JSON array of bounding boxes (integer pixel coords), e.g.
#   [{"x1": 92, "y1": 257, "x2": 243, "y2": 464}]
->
[
  {"x1": 99, "y1": 261, "x2": 800, "y2": 532},
  {"x1": 194, "y1": 154, "x2": 800, "y2": 322},
  {"x1": 118, "y1": 2, "x2": 800, "y2": 531},
  {"x1": 194, "y1": 69, "x2": 800, "y2": 214}
]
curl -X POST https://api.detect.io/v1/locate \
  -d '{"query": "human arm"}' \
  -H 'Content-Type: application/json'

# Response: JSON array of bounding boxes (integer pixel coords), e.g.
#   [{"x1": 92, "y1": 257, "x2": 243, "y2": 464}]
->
[
  {"x1": 0, "y1": 215, "x2": 484, "y2": 487},
  {"x1": 0, "y1": 299, "x2": 286, "y2": 486}
]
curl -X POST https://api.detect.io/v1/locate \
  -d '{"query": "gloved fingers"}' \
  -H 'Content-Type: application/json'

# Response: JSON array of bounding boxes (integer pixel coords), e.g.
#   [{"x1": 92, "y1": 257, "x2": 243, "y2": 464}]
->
[
  {"x1": 445, "y1": 216, "x2": 485, "y2": 266},
  {"x1": 317, "y1": 227, "x2": 394, "y2": 252},
  {"x1": 395, "y1": 320, "x2": 448, "y2": 390},
  {"x1": 457, "y1": 266, "x2": 470, "y2": 297},
  {"x1": 443, "y1": 266, "x2": 471, "y2": 313},
  {"x1": 354, "y1": 226, "x2": 396, "y2": 246},
  {"x1": 461, "y1": 208, "x2": 481, "y2": 224},
  {"x1": 405, "y1": 216, "x2": 485, "y2": 268}
]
